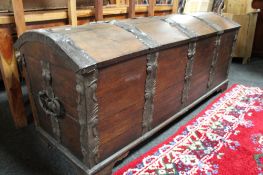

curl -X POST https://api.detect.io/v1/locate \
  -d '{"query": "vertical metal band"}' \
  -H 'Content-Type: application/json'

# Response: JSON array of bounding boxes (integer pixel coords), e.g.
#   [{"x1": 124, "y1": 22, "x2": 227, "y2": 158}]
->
[
  {"x1": 182, "y1": 42, "x2": 196, "y2": 105},
  {"x1": 142, "y1": 52, "x2": 158, "y2": 134},
  {"x1": 76, "y1": 69, "x2": 99, "y2": 168},
  {"x1": 110, "y1": 20, "x2": 159, "y2": 134},
  {"x1": 190, "y1": 15, "x2": 224, "y2": 89},
  {"x1": 40, "y1": 60, "x2": 61, "y2": 142},
  {"x1": 207, "y1": 35, "x2": 222, "y2": 88},
  {"x1": 163, "y1": 17, "x2": 197, "y2": 105}
]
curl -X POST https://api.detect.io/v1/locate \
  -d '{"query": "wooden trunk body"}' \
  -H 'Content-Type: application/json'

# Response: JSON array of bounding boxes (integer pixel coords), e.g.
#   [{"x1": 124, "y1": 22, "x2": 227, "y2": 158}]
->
[{"x1": 15, "y1": 12, "x2": 240, "y2": 175}]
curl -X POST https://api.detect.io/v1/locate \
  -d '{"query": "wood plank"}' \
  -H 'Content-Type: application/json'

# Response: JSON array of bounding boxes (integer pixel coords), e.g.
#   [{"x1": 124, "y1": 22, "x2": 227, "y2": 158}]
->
[
  {"x1": 172, "y1": 0, "x2": 179, "y2": 13},
  {"x1": 244, "y1": 13, "x2": 257, "y2": 63},
  {"x1": 128, "y1": 0, "x2": 136, "y2": 18},
  {"x1": 68, "y1": 0, "x2": 78, "y2": 26},
  {"x1": 97, "y1": 56, "x2": 147, "y2": 161},
  {"x1": 148, "y1": 0, "x2": 155, "y2": 16},
  {"x1": 116, "y1": 0, "x2": 121, "y2": 6},
  {"x1": 153, "y1": 46, "x2": 188, "y2": 127},
  {"x1": 224, "y1": 0, "x2": 258, "y2": 14},
  {"x1": 11, "y1": 0, "x2": 26, "y2": 36},
  {"x1": 0, "y1": 5, "x2": 173, "y2": 25},
  {"x1": 0, "y1": 0, "x2": 100, "y2": 12},
  {"x1": 184, "y1": 0, "x2": 214, "y2": 13},
  {"x1": 0, "y1": 28, "x2": 27, "y2": 128},
  {"x1": 95, "y1": 0, "x2": 104, "y2": 21}
]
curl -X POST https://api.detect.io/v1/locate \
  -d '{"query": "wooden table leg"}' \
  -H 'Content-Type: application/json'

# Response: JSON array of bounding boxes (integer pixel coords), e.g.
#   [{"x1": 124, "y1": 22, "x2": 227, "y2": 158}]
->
[{"x1": 0, "y1": 28, "x2": 27, "y2": 128}]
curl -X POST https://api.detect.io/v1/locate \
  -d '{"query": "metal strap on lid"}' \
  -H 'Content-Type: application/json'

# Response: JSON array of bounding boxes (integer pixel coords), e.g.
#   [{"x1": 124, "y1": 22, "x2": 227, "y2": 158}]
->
[
  {"x1": 163, "y1": 17, "x2": 198, "y2": 39},
  {"x1": 110, "y1": 20, "x2": 159, "y2": 48},
  {"x1": 191, "y1": 15, "x2": 224, "y2": 34}
]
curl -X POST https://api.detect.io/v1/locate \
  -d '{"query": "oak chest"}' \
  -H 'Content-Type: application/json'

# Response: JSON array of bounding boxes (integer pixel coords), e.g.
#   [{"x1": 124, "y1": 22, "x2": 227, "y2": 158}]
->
[{"x1": 15, "y1": 12, "x2": 240, "y2": 175}]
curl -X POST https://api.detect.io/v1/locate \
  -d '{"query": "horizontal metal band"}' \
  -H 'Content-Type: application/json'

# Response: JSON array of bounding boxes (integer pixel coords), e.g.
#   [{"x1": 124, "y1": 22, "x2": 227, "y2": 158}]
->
[
  {"x1": 163, "y1": 17, "x2": 198, "y2": 39},
  {"x1": 191, "y1": 15, "x2": 224, "y2": 34},
  {"x1": 110, "y1": 20, "x2": 159, "y2": 48}
]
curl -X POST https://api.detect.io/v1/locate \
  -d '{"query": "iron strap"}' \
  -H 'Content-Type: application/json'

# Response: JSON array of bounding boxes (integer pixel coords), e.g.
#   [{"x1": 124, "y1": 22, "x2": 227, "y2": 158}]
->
[
  {"x1": 191, "y1": 15, "x2": 224, "y2": 34},
  {"x1": 182, "y1": 42, "x2": 197, "y2": 105},
  {"x1": 190, "y1": 15, "x2": 224, "y2": 89},
  {"x1": 142, "y1": 52, "x2": 159, "y2": 134},
  {"x1": 76, "y1": 70, "x2": 100, "y2": 168},
  {"x1": 163, "y1": 17, "x2": 197, "y2": 105},
  {"x1": 207, "y1": 35, "x2": 222, "y2": 88},
  {"x1": 39, "y1": 60, "x2": 62, "y2": 143},
  {"x1": 110, "y1": 20, "x2": 159, "y2": 48},
  {"x1": 163, "y1": 18, "x2": 198, "y2": 39},
  {"x1": 110, "y1": 20, "x2": 159, "y2": 134}
]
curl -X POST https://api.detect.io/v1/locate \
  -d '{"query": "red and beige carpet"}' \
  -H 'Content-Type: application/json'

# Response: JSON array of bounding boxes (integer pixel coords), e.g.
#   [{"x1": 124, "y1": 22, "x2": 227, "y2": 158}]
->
[{"x1": 114, "y1": 84, "x2": 263, "y2": 175}]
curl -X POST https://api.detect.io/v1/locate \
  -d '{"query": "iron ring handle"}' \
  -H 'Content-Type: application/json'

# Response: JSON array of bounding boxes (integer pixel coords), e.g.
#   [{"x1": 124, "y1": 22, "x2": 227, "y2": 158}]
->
[{"x1": 38, "y1": 90, "x2": 64, "y2": 118}]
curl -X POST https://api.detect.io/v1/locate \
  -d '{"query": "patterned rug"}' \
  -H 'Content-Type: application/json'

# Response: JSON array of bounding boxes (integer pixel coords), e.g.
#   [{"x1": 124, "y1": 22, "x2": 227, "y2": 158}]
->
[{"x1": 114, "y1": 84, "x2": 263, "y2": 175}]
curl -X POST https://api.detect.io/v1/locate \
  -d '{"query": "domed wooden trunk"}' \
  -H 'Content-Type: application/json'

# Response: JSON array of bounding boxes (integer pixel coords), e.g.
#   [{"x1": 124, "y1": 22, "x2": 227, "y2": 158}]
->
[{"x1": 15, "y1": 12, "x2": 240, "y2": 175}]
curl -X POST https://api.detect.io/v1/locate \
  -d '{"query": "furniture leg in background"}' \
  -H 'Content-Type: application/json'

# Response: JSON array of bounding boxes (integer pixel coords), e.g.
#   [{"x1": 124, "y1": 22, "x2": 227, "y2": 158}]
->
[{"x1": 0, "y1": 28, "x2": 27, "y2": 128}]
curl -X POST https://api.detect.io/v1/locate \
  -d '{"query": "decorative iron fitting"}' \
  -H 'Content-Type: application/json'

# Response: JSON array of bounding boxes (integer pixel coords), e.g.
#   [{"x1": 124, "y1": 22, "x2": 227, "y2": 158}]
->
[
  {"x1": 110, "y1": 20, "x2": 159, "y2": 48},
  {"x1": 39, "y1": 60, "x2": 62, "y2": 142},
  {"x1": 142, "y1": 52, "x2": 159, "y2": 134},
  {"x1": 207, "y1": 34, "x2": 222, "y2": 89},
  {"x1": 76, "y1": 69, "x2": 99, "y2": 168},
  {"x1": 182, "y1": 42, "x2": 197, "y2": 105}
]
